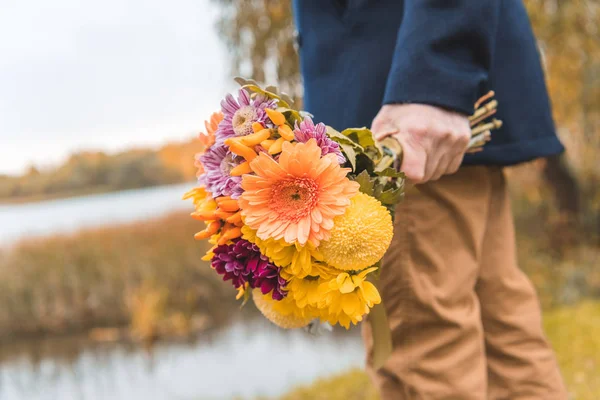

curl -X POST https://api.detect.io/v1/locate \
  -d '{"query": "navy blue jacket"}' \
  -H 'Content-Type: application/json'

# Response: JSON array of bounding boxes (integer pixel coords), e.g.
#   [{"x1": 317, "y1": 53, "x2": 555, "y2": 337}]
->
[{"x1": 292, "y1": 0, "x2": 564, "y2": 166}]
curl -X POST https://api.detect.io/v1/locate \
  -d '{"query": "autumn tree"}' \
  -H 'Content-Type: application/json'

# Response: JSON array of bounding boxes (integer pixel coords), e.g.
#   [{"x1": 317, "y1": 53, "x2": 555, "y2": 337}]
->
[{"x1": 211, "y1": 0, "x2": 301, "y2": 103}]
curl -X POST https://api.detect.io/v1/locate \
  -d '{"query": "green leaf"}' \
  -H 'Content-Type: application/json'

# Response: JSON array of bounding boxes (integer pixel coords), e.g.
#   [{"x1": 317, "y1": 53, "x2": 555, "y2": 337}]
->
[
  {"x1": 378, "y1": 186, "x2": 404, "y2": 205},
  {"x1": 326, "y1": 126, "x2": 357, "y2": 145},
  {"x1": 339, "y1": 142, "x2": 357, "y2": 171},
  {"x1": 374, "y1": 166, "x2": 405, "y2": 179},
  {"x1": 353, "y1": 170, "x2": 375, "y2": 196},
  {"x1": 234, "y1": 77, "x2": 292, "y2": 108},
  {"x1": 341, "y1": 127, "x2": 380, "y2": 156},
  {"x1": 276, "y1": 107, "x2": 303, "y2": 126},
  {"x1": 326, "y1": 126, "x2": 365, "y2": 161},
  {"x1": 354, "y1": 153, "x2": 376, "y2": 175}
]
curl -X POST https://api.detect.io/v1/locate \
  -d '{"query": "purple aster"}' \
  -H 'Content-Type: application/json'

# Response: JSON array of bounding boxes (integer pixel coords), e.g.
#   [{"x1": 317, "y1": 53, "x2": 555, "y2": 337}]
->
[
  {"x1": 294, "y1": 117, "x2": 346, "y2": 164},
  {"x1": 198, "y1": 144, "x2": 244, "y2": 199},
  {"x1": 211, "y1": 239, "x2": 287, "y2": 300},
  {"x1": 216, "y1": 89, "x2": 277, "y2": 144}
]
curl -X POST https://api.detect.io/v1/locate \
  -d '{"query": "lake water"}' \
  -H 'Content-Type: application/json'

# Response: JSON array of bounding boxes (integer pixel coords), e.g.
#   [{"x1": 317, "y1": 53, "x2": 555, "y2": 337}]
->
[
  {"x1": 0, "y1": 186, "x2": 367, "y2": 399},
  {"x1": 0, "y1": 183, "x2": 194, "y2": 244},
  {"x1": 0, "y1": 320, "x2": 364, "y2": 400}
]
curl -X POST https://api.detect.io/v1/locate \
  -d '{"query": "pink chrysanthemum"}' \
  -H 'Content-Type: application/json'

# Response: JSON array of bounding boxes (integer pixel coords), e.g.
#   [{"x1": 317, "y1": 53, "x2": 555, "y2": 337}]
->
[
  {"x1": 216, "y1": 89, "x2": 276, "y2": 144},
  {"x1": 199, "y1": 144, "x2": 244, "y2": 199},
  {"x1": 294, "y1": 117, "x2": 345, "y2": 164}
]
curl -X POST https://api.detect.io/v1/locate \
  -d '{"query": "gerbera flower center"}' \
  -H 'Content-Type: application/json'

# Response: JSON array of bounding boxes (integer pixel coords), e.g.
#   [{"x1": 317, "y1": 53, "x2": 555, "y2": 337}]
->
[
  {"x1": 232, "y1": 106, "x2": 259, "y2": 137},
  {"x1": 270, "y1": 178, "x2": 319, "y2": 222}
]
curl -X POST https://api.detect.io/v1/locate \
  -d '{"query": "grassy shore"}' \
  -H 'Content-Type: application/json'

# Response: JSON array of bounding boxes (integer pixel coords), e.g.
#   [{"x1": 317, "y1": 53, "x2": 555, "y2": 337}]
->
[
  {"x1": 0, "y1": 211, "x2": 237, "y2": 343},
  {"x1": 278, "y1": 301, "x2": 600, "y2": 400},
  {"x1": 0, "y1": 185, "x2": 115, "y2": 205}
]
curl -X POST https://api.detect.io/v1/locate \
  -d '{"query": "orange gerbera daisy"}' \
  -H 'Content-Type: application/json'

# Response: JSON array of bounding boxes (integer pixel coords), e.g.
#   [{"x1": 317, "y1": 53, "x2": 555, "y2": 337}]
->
[
  {"x1": 195, "y1": 112, "x2": 223, "y2": 177},
  {"x1": 239, "y1": 139, "x2": 359, "y2": 246}
]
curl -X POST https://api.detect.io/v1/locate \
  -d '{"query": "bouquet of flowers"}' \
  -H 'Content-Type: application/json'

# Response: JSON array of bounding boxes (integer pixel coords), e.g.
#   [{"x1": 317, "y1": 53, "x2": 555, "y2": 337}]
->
[{"x1": 184, "y1": 78, "x2": 501, "y2": 332}]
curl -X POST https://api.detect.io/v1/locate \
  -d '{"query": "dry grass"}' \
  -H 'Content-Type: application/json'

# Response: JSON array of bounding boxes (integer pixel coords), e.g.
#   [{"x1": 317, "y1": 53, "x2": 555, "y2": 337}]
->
[{"x1": 0, "y1": 211, "x2": 236, "y2": 342}]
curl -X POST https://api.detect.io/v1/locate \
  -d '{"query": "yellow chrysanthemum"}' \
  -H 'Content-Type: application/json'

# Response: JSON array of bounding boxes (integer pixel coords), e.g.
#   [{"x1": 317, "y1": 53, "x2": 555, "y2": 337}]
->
[
  {"x1": 252, "y1": 289, "x2": 314, "y2": 329},
  {"x1": 317, "y1": 267, "x2": 382, "y2": 329},
  {"x1": 241, "y1": 225, "x2": 322, "y2": 278},
  {"x1": 319, "y1": 192, "x2": 393, "y2": 271},
  {"x1": 285, "y1": 276, "x2": 322, "y2": 309}
]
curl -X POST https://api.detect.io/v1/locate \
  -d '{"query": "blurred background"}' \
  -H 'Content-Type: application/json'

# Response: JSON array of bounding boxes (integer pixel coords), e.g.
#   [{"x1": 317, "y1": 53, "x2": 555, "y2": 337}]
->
[{"x1": 0, "y1": 0, "x2": 598, "y2": 399}]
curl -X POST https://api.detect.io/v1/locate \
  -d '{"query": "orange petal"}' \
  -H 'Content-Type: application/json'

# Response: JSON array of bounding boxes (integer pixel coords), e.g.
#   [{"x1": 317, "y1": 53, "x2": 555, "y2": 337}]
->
[
  {"x1": 278, "y1": 125, "x2": 295, "y2": 141},
  {"x1": 226, "y1": 211, "x2": 243, "y2": 225},
  {"x1": 265, "y1": 108, "x2": 286, "y2": 126},
  {"x1": 194, "y1": 221, "x2": 221, "y2": 240},
  {"x1": 215, "y1": 210, "x2": 235, "y2": 220},
  {"x1": 217, "y1": 199, "x2": 240, "y2": 212},
  {"x1": 190, "y1": 210, "x2": 218, "y2": 221},
  {"x1": 260, "y1": 139, "x2": 275, "y2": 150},
  {"x1": 240, "y1": 129, "x2": 272, "y2": 146},
  {"x1": 268, "y1": 137, "x2": 285, "y2": 155},
  {"x1": 227, "y1": 140, "x2": 258, "y2": 161},
  {"x1": 252, "y1": 122, "x2": 264, "y2": 133},
  {"x1": 230, "y1": 161, "x2": 253, "y2": 176}
]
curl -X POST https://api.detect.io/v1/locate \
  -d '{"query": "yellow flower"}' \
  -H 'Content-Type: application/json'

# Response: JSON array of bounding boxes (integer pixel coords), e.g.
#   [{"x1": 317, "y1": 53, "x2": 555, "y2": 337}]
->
[
  {"x1": 319, "y1": 192, "x2": 393, "y2": 271},
  {"x1": 285, "y1": 276, "x2": 322, "y2": 309},
  {"x1": 183, "y1": 187, "x2": 211, "y2": 209},
  {"x1": 241, "y1": 225, "x2": 323, "y2": 278},
  {"x1": 183, "y1": 187, "x2": 223, "y2": 242},
  {"x1": 317, "y1": 267, "x2": 382, "y2": 329},
  {"x1": 252, "y1": 289, "x2": 314, "y2": 329}
]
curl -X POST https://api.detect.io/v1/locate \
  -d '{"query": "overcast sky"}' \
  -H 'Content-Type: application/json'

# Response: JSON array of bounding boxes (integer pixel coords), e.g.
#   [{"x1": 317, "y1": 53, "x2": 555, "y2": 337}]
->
[{"x1": 0, "y1": 0, "x2": 232, "y2": 175}]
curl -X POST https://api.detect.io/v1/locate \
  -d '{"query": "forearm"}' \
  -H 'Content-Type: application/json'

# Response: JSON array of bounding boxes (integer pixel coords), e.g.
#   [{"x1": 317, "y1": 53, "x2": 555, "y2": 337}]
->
[{"x1": 384, "y1": 0, "x2": 501, "y2": 115}]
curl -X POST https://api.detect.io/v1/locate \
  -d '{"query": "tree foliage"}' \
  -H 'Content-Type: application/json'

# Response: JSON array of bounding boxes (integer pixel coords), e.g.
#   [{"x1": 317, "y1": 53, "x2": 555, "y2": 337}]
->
[{"x1": 211, "y1": 0, "x2": 301, "y2": 103}]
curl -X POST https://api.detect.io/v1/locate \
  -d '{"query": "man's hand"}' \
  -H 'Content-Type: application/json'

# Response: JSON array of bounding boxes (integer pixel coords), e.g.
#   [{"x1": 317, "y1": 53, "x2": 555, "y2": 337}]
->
[{"x1": 372, "y1": 104, "x2": 471, "y2": 184}]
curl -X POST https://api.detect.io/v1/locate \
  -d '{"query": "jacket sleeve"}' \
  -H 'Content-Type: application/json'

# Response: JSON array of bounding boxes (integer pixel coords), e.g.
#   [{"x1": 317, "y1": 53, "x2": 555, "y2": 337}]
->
[{"x1": 383, "y1": 0, "x2": 501, "y2": 115}]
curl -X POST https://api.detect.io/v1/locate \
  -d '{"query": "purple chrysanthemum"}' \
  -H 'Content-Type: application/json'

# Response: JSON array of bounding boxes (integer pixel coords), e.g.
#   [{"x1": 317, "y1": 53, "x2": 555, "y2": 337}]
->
[
  {"x1": 294, "y1": 117, "x2": 346, "y2": 164},
  {"x1": 216, "y1": 89, "x2": 277, "y2": 144},
  {"x1": 211, "y1": 239, "x2": 287, "y2": 300},
  {"x1": 198, "y1": 144, "x2": 243, "y2": 199},
  {"x1": 252, "y1": 261, "x2": 288, "y2": 301}
]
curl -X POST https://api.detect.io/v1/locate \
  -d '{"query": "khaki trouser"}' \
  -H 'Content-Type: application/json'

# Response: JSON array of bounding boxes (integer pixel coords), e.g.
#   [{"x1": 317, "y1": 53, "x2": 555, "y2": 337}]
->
[{"x1": 363, "y1": 166, "x2": 567, "y2": 400}]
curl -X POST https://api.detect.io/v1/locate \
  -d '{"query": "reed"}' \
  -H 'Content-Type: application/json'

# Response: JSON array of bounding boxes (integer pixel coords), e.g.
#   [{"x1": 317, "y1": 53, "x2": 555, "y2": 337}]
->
[{"x1": 0, "y1": 211, "x2": 237, "y2": 343}]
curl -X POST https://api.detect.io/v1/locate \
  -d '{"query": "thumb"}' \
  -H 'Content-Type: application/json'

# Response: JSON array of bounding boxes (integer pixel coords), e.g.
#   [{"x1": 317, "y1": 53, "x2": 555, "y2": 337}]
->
[{"x1": 371, "y1": 119, "x2": 399, "y2": 142}]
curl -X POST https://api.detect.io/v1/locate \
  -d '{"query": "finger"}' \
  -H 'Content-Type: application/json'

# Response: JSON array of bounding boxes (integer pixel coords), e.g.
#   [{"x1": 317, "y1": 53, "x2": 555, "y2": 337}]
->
[
  {"x1": 431, "y1": 153, "x2": 451, "y2": 181},
  {"x1": 446, "y1": 131, "x2": 469, "y2": 174},
  {"x1": 374, "y1": 130, "x2": 400, "y2": 142},
  {"x1": 447, "y1": 153, "x2": 465, "y2": 175},
  {"x1": 396, "y1": 133, "x2": 427, "y2": 184},
  {"x1": 372, "y1": 122, "x2": 399, "y2": 142},
  {"x1": 423, "y1": 146, "x2": 443, "y2": 182}
]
